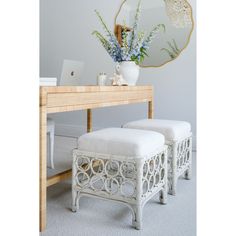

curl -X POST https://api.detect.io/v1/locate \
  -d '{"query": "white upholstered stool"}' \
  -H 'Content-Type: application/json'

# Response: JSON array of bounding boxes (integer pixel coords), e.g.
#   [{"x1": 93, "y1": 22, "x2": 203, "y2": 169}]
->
[
  {"x1": 47, "y1": 118, "x2": 55, "y2": 169},
  {"x1": 72, "y1": 128, "x2": 168, "y2": 230},
  {"x1": 123, "y1": 119, "x2": 192, "y2": 195}
]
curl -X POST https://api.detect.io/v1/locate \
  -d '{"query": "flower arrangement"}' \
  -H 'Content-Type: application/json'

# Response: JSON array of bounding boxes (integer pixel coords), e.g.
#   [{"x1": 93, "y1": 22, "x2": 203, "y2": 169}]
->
[{"x1": 92, "y1": 0, "x2": 165, "y2": 65}]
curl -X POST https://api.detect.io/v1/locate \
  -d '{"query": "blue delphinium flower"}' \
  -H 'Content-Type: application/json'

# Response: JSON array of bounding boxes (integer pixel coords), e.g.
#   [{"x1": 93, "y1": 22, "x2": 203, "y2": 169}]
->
[{"x1": 92, "y1": 0, "x2": 165, "y2": 64}]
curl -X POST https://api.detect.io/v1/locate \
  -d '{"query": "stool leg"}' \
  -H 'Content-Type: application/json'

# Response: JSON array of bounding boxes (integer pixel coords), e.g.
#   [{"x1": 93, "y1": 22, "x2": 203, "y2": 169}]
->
[
  {"x1": 169, "y1": 174, "x2": 177, "y2": 195},
  {"x1": 185, "y1": 138, "x2": 192, "y2": 180},
  {"x1": 132, "y1": 205, "x2": 142, "y2": 230},
  {"x1": 160, "y1": 149, "x2": 168, "y2": 204},
  {"x1": 132, "y1": 160, "x2": 143, "y2": 230},
  {"x1": 72, "y1": 155, "x2": 79, "y2": 212},
  {"x1": 185, "y1": 167, "x2": 192, "y2": 180},
  {"x1": 49, "y1": 129, "x2": 54, "y2": 169},
  {"x1": 160, "y1": 188, "x2": 167, "y2": 204},
  {"x1": 72, "y1": 190, "x2": 80, "y2": 212},
  {"x1": 185, "y1": 154, "x2": 192, "y2": 180},
  {"x1": 168, "y1": 143, "x2": 177, "y2": 195}
]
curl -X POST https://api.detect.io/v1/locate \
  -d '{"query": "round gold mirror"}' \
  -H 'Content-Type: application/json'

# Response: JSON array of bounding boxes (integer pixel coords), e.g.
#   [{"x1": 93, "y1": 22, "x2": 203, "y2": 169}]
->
[{"x1": 115, "y1": 0, "x2": 194, "y2": 68}]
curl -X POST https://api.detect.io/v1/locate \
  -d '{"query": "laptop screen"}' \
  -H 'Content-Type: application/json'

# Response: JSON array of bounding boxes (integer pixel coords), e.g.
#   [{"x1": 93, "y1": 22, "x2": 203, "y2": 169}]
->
[{"x1": 60, "y1": 60, "x2": 84, "y2": 86}]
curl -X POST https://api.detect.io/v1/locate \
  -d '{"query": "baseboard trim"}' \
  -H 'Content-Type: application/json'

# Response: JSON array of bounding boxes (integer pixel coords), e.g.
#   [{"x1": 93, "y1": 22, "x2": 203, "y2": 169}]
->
[
  {"x1": 55, "y1": 124, "x2": 86, "y2": 138},
  {"x1": 55, "y1": 123, "x2": 102, "y2": 138}
]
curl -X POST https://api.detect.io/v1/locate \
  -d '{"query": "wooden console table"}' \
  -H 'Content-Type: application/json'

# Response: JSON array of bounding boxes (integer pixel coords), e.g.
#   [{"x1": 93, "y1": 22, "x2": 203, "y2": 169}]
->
[{"x1": 40, "y1": 86, "x2": 154, "y2": 231}]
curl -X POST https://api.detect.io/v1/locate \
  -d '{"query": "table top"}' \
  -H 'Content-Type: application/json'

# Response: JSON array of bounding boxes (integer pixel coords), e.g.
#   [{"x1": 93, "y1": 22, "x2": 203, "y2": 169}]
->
[
  {"x1": 40, "y1": 85, "x2": 153, "y2": 93},
  {"x1": 40, "y1": 86, "x2": 153, "y2": 113}
]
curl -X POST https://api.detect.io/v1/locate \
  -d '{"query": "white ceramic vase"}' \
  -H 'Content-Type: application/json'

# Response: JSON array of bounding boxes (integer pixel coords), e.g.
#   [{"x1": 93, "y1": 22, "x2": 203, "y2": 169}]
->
[{"x1": 116, "y1": 61, "x2": 140, "y2": 86}]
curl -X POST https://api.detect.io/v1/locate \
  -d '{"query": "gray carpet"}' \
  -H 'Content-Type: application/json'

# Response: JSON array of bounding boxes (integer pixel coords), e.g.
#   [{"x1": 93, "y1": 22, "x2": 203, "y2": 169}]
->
[{"x1": 43, "y1": 136, "x2": 196, "y2": 236}]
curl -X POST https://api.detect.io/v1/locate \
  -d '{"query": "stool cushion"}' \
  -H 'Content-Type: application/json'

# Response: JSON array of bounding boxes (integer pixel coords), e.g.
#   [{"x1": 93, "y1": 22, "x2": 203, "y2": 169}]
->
[
  {"x1": 123, "y1": 119, "x2": 191, "y2": 141},
  {"x1": 77, "y1": 128, "x2": 165, "y2": 158}
]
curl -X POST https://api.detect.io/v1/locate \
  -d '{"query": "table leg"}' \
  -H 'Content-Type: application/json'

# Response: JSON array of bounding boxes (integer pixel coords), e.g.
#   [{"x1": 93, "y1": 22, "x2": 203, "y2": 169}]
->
[
  {"x1": 40, "y1": 106, "x2": 47, "y2": 231},
  {"x1": 87, "y1": 109, "x2": 92, "y2": 132},
  {"x1": 148, "y1": 101, "x2": 154, "y2": 119}
]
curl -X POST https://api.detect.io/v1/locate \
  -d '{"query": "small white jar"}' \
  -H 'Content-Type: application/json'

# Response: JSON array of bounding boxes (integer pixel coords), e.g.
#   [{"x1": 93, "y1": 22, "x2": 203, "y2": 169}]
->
[{"x1": 97, "y1": 72, "x2": 107, "y2": 86}]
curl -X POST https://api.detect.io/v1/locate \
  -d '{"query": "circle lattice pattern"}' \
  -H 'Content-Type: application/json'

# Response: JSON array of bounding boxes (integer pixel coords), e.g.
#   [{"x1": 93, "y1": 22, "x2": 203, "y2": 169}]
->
[
  {"x1": 142, "y1": 152, "x2": 166, "y2": 197},
  {"x1": 176, "y1": 137, "x2": 191, "y2": 170}
]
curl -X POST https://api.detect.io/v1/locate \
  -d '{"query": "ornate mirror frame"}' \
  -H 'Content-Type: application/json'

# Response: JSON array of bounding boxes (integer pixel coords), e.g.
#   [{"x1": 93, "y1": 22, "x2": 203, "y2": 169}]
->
[{"x1": 114, "y1": 0, "x2": 194, "y2": 68}]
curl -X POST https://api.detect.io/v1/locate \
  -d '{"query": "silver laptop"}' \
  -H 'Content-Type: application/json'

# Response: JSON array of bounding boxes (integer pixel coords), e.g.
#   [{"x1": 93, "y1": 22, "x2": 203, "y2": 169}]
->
[{"x1": 60, "y1": 59, "x2": 84, "y2": 86}]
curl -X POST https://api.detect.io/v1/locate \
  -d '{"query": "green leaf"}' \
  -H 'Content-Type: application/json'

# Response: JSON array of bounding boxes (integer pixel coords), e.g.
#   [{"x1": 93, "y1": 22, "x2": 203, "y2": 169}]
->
[
  {"x1": 161, "y1": 48, "x2": 176, "y2": 59},
  {"x1": 172, "y1": 39, "x2": 180, "y2": 52},
  {"x1": 94, "y1": 10, "x2": 112, "y2": 38},
  {"x1": 167, "y1": 41, "x2": 179, "y2": 55},
  {"x1": 129, "y1": 0, "x2": 142, "y2": 52},
  {"x1": 142, "y1": 50, "x2": 149, "y2": 57}
]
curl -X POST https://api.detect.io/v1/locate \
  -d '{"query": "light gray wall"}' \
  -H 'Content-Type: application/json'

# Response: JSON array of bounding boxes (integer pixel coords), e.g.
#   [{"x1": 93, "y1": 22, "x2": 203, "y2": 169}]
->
[{"x1": 40, "y1": 0, "x2": 196, "y2": 148}]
